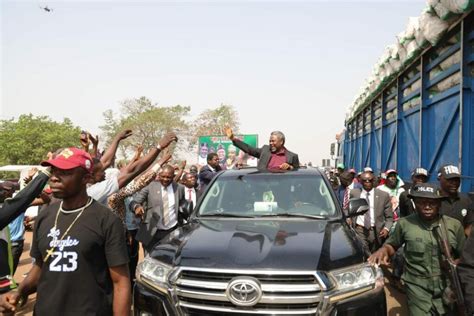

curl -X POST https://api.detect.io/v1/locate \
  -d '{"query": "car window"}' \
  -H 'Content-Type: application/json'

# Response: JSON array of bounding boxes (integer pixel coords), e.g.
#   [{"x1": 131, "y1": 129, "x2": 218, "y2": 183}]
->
[{"x1": 198, "y1": 173, "x2": 337, "y2": 217}]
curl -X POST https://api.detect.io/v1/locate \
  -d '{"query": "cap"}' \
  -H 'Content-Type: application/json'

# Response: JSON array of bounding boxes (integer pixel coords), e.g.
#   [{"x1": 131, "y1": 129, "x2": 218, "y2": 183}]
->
[
  {"x1": 408, "y1": 183, "x2": 444, "y2": 199},
  {"x1": 337, "y1": 163, "x2": 345, "y2": 169},
  {"x1": 363, "y1": 167, "x2": 373, "y2": 173},
  {"x1": 348, "y1": 168, "x2": 356, "y2": 174},
  {"x1": 386, "y1": 169, "x2": 397, "y2": 175},
  {"x1": 438, "y1": 165, "x2": 461, "y2": 179},
  {"x1": 412, "y1": 167, "x2": 428, "y2": 177},
  {"x1": 41, "y1": 148, "x2": 93, "y2": 173}
]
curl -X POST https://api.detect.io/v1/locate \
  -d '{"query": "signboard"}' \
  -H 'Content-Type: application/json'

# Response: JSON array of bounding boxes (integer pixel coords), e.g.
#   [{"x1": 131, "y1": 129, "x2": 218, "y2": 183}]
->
[{"x1": 198, "y1": 135, "x2": 259, "y2": 168}]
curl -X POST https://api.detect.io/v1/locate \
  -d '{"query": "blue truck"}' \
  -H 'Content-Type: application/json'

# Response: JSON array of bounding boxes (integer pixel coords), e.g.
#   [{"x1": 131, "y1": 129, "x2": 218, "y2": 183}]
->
[{"x1": 340, "y1": 10, "x2": 474, "y2": 193}]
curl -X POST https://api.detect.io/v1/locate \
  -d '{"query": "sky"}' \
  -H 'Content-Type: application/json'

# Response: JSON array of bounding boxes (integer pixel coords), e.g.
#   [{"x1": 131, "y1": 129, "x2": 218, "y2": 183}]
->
[{"x1": 1, "y1": 0, "x2": 426, "y2": 165}]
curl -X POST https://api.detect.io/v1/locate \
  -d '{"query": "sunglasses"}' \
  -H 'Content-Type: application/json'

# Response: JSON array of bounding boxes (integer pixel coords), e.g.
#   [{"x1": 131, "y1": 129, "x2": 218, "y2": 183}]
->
[{"x1": 361, "y1": 179, "x2": 374, "y2": 183}]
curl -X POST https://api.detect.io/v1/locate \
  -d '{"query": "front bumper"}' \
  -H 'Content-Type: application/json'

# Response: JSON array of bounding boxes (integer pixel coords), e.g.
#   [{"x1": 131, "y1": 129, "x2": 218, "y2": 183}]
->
[{"x1": 133, "y1": 280, "x2": 387, "y2": 316}]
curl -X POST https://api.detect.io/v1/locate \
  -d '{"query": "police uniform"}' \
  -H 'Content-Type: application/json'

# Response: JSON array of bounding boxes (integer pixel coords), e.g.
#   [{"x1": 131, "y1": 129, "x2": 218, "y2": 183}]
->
[
  {"x1": 437, "y1": 165, "x2": 474, "y2": 228},
  {"x1": 385, "y1": 184, "x2": 465, "y2": 315},
  {"x1": 440, "y1": 193, "x2": 474, "y2": 228}
]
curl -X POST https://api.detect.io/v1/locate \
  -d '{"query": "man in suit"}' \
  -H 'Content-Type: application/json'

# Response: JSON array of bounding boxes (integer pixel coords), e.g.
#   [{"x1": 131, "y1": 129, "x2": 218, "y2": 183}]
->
[
  {"x1": 131, "y1": 165, "x2": 185, "y2": 252},
  {"x1": 179, "y1": 172, "x2": 200, "y2": 211},
  {"x1": 350, "y1": 171, "x2": 393, "y2": 253},
  {"x1": 198, "y1": 153, "x2": 222, "y2": 193},
  {"x1": 224, "y1": 127, "x2": 299, "y2": 171}
]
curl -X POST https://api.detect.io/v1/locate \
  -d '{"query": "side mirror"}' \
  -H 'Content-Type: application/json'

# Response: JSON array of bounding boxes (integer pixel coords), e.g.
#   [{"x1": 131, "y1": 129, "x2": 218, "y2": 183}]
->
[{"x1": 347, "y1": 198, "x2": 369, "y2": 217}]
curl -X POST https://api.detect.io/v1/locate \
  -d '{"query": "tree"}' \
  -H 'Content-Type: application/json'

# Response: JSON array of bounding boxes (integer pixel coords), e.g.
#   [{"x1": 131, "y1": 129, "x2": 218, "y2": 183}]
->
[
  {"x1": 0, "y1": 114, "x2": 82, "y2": 166},
  {"x1": 191, "y1": 104, "x2": 240, "y2": 144},
  {"x1": 100, "y1": 97, "x2": 191, "y2": 159}
]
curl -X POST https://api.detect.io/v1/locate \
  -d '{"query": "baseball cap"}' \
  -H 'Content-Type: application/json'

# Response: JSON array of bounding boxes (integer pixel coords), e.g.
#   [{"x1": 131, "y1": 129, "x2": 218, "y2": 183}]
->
[
  {"x1": 385, "y1": 169, "x2": 397, "y2": 175},
  {"x1": 438, "y1": 164, "x2": 461, "y2": 179},
  {"x1": 363, "y1": 167, "x2": 373, "y2": 173},
  {"x1": 408, "y1": 183, "x2": 444, "y2": 199},
  {"x1": 412, "y1": 167, "x2": 428, "y2": 177},
  {"x1": 41, "y1": 147, "x2": 93, "y2": 173},
  {"x1": 348, "y1": 168, "x2": 356, "y2": 174},
  {"x1": 337, "y1": 163, "x2": 345, "y2": 169}
]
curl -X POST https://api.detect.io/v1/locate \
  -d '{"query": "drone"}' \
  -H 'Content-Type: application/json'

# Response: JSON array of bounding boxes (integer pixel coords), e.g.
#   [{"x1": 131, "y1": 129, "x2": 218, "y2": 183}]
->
[{"x1": 39, "y1": 5, "x2": 53, "y2": 12}]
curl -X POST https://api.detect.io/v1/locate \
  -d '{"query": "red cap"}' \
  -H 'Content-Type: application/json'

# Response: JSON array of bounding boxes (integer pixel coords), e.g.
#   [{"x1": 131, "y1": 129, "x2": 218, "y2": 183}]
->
[
  {"x1": 386, "y1": 169, "x2": 397, "y2": 175},
  {"x1": 41, "y1": 148, "x2": 93, "y2": 173}
]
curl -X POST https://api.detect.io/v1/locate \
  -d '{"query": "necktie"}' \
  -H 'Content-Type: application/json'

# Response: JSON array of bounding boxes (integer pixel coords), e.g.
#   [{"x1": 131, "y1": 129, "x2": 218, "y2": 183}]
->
[
  {"x1": 343, "y1": 188, "x2": 350, "y2": 211},
  {"x1": 162, "y1": 187, "x2": 170, "y2": 227},
  {"x1": 188, "y1": 189, "x2": 193, "y2": 202},
  {"x1": 364, "y1": 192, "x2": 371, "y2": 229}
]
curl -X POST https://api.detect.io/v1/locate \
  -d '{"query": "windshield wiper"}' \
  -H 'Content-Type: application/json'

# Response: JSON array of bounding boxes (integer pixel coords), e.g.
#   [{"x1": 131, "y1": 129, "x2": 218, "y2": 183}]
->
[
  {"x1": 259, "y1": 213, "x2": 328, "y2": 220},
  {"x1": 199, "y1": 213, "x2": 255, "y2": 218}
]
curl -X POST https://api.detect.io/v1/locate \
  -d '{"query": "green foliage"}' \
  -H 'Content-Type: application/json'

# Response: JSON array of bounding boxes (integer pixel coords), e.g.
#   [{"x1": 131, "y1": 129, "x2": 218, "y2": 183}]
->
[
  {"x1": 191, "y1": 104, "x2": 240, "y2": 145},
  {"x1": 100, "y1": 97, "x2": 191, "y2": 158},
  {"x1": 0, "y1": 114, "x2": 81, "y2": 166}
]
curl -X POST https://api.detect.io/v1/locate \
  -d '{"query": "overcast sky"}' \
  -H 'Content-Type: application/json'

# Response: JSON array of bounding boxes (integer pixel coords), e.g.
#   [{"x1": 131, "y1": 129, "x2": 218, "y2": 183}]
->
[{"x1": 1, "y1": 0, "x2": 426, "y2": 165}]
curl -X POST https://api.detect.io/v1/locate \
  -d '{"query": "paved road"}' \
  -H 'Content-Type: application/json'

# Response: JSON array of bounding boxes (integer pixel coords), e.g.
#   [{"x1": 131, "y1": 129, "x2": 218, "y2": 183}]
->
[{"x1": 13, "y1": 232, "x2": 408, "y2": 315}]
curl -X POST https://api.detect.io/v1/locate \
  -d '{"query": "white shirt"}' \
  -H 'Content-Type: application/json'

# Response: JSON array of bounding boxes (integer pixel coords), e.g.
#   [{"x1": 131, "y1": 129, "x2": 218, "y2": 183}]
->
[
  {"x1": 185, "y1": 187, "x2": 197, "y2": 208},
  {"x1": 356, "y1": 189, "x2": 375, "y2": 227},
  {"x1": 207, "y1": 164, "x2": 216, "y2": 172},
  {"x1": 87, "y1": 175, "x2": 119, "y2": 205},
  {"x1": 162, "y1": 184, "x2": 177, "y2": 229}
]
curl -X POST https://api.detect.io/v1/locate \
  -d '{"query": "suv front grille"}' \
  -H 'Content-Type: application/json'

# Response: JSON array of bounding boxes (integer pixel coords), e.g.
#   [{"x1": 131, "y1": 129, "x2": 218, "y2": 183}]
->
[{"x1": 173, "y1": 268, "x2": 322, "y2": 315}]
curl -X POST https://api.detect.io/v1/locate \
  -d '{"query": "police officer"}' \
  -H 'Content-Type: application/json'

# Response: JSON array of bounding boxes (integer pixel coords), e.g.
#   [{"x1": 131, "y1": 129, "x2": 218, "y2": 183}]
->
[
  {"x1": 399, "y1": 167, "x2": 429, "y2": 217},
  {"x1": 437, "y1": 164, "x2": 474, "y2": 236},
  {"x1": 368, "y1": 183, "x2": 465, "y2": 315}
]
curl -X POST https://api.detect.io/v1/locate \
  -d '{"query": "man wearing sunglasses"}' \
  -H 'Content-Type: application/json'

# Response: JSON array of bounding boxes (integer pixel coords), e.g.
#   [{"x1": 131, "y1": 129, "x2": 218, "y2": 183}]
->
[{"x1": 350, "y1": 171, "x2": 393, "y2": 253}]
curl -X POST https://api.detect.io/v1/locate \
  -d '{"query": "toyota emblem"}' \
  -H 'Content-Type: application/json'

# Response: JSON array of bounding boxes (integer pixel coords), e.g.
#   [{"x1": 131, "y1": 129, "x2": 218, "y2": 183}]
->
[{"x1": 226, "y1": 277, "x2": 263, "y2": 307}]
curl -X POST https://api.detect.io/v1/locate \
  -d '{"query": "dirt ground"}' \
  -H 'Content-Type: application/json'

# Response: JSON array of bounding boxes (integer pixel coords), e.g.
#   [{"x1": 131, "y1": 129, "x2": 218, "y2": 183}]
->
[{"x1": 13, "y1": 231, "x2": 408, "y2": 315}]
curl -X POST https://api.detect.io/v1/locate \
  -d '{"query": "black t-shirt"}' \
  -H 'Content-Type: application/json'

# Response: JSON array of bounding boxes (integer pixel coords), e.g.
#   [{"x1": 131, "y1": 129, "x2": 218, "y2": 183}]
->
[
  {"x1": 399, "y1": 190, "x2": 416, "y2": 218},
  {"x1": 31, "y1": 200, "x2": 128, "y2": 316},
  {"x1": 440, "y1": 193, "x2": 474, "y2": 227}
]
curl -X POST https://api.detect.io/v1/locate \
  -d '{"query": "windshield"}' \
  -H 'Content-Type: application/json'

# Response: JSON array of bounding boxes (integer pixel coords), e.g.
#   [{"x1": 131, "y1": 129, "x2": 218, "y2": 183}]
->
[{"x1": 198, "y1": 173, "x2": 338, "y2": 218}]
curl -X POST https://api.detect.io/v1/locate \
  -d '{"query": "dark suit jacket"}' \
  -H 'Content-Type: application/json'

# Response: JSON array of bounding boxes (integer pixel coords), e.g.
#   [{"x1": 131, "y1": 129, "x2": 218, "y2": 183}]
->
[
  {"x1": 232, "y1": 138, "x2": 299, "y2": 170},
  {"x1": 131, "y1": 181, "x2": 184, "y2": 248},
  {"x1": 198, "y1": 165, "x2": 221, "y2": 193},
  {"x1": 177, "y1": 185, "x2": 201, "y2": 211},
  {"x1": 349, "y1": 188, "x2": 393, "y2": 245}
]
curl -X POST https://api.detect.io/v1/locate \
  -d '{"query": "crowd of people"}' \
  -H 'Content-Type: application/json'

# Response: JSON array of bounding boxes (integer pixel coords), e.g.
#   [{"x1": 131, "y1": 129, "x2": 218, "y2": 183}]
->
[
  {"x1": 0, "y1": 127, "x2": 299, "y2": 315},
  {"x1": 329, "y1": 163, "x2": 474, "y2": 315},
  {"x1": 2, "y1": 126, "x2": 474, "y2": 315}
]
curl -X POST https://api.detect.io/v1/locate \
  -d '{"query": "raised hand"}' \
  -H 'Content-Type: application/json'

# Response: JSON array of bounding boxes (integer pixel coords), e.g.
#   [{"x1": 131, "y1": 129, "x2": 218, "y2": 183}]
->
[
  {"x1": 117, "y1": 129, "x2": 133, "y2": 140},
  {"x1": 80, "y1": 131, "x2": 90, "y2": 151},
  {"x1": 88, "y1": 133, "x2": 99, "y2": 147},
  {"x1": 224, "y1": 126, "x2": 234, "y2": 140},
  {"x1": 131, "y1": 145, "x2": 144, "y2": 162},
  {"x1": 158, "y1": 149, "x2": 172, "y2": 166},
  {"x1": 158, "y1": 132, "x2": 178, "y2": 149}
]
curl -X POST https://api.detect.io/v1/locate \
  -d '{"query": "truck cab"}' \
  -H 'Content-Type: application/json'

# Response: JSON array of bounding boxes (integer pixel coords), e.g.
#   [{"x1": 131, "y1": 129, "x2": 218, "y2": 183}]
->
[{"x1": 134, "y1": 168, "x2": 387, "y2": 315}]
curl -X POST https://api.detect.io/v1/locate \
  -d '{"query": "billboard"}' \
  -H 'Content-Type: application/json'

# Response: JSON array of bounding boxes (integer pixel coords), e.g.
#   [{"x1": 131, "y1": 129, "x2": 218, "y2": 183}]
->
[{"x1": 198, "y1": 135, "x2": 259, "y2": 169}]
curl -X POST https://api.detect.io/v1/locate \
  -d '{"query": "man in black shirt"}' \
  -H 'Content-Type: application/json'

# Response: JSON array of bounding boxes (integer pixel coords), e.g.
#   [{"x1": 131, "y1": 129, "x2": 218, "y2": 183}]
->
[
  {"x1": 438, "y1": 164, "x2": 474, "y2": 236},
  {"x1": 0, "y1": 148, "x2": 130, "y2": 315},
  {"x1": 399, "y1": 167, "x2": 428, "y2": 218}
]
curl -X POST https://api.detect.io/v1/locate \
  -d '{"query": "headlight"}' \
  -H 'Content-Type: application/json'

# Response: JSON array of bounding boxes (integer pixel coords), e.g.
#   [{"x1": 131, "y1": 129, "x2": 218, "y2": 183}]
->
[
  {"x1": 330, "y1": 263, "x2": 382, "y2": 291},
  {"x1": 137, "y1": 256, "x2": 172, "y2": 285}
]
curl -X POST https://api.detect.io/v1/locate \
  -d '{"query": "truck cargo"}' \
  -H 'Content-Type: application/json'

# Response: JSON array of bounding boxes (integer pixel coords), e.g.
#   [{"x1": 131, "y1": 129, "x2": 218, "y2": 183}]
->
[{"x1": 341, "y1": 9, "x2": 474, "y2": 192}]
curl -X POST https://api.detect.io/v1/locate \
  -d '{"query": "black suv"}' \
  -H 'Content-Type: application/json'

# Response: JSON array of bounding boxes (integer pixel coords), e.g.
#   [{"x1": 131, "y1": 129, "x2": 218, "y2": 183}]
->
[{"x1": 134, "y1": 168, "x2": 387, "y2": 315}]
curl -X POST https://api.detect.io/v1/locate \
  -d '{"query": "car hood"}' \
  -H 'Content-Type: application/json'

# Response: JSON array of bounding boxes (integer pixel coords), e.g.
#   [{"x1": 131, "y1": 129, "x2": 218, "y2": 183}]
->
[{"x1": 149, "y1": 218, "x2": 364, "y2": 271}]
